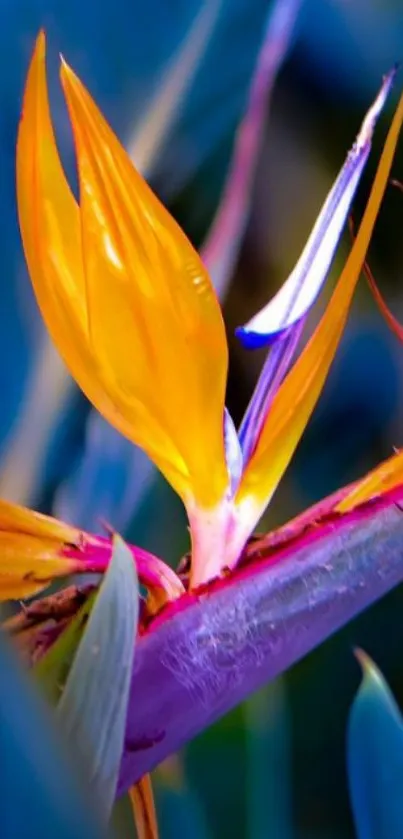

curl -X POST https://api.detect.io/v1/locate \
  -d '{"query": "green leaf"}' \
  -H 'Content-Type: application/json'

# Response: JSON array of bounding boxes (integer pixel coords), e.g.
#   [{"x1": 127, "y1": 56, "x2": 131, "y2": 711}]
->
[
  {"x1": 57, "y1": 536, "x2": 139, "y2": 822},
  {"x1": 34, "y1": 591, "x2": 97, "y2": 703},
  {"x1": 347, "y1": 650, "x2": 403, "y2": 839}
]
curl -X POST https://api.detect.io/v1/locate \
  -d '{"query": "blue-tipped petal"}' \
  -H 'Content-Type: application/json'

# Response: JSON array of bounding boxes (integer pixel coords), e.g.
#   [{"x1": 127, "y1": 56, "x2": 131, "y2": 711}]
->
[
  {"x1": 224, "y1": 408, "x2": 243, "y2": 495},
  {"x1": 236, "y1": 66, "x2": 397, "y2": 349}
]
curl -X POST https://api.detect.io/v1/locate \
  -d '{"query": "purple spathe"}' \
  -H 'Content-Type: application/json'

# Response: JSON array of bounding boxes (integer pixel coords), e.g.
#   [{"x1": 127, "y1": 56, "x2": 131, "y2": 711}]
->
[{"x1": 118, "y1": 485, "x2": 403, "y2": 792}]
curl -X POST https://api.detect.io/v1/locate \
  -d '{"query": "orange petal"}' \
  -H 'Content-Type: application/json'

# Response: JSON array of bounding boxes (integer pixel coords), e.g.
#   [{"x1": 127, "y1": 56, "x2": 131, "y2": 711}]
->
[
  {"x1": 336, "y1": 449, "x2": 403, "y2": 513},
  {"x1": 230, "y1": 88, "x2": 403, "y2": 554},
  {"x1": 59, "y1": 56, "x2": 229, "y2": 507},
  {"x1": 17, "y1": 33, "x2": 229, "y2": 508},
  {"x1": 17, "y1": 33, "x2": 88, "y2": 340},
  {"x1": 0, "y1": 525, "x2": 79, "y2": 600},
  {"x1": 0, "y1": 498, "x2": 79, "y2": 543},
  {"x1": 0, "y1": 499, "x2": 81, "y2": 599},
  {"x1": 16, "y1": 34, "x2": 117, "y2": 450}
]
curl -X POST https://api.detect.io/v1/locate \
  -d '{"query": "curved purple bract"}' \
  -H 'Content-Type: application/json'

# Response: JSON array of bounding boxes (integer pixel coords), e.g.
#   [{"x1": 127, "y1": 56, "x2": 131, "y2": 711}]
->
[{"x1": 118, "y1": 486, "x2": 403, "y2": 792}]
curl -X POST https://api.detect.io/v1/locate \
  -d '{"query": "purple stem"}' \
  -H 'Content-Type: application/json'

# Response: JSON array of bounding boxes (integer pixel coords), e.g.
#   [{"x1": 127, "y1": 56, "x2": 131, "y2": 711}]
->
[{"x1": 118, "y1": 485, "x2": 403, "y2": 792}]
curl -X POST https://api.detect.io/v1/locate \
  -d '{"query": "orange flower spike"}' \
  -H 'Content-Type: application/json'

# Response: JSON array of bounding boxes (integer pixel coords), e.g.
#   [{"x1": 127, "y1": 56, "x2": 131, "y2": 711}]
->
[
  {"x1": 17, "y1": 34, "x2": 229, "y2": 522},
  {"x1": 17, "y1": 34, "x2": 232, "y2": 585},
  {"x1": 0, "y1": 499, "x2": 84, "y2": 599},
  {"x1": 336, "y1": 449, "x2": 403, "y2": 513},
  {"x1": 0, "y1": 498, "x2": 79, "y2": 543},
  {"x1": 0, "y1": 499, "x2": 184, "y2": 602}
]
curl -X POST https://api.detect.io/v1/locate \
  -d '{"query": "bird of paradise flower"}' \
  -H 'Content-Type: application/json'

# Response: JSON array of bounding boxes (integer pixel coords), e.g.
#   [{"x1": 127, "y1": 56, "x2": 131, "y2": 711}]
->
[{"x1": 2, "y1": 31, "x2": 403, "y2": 818}]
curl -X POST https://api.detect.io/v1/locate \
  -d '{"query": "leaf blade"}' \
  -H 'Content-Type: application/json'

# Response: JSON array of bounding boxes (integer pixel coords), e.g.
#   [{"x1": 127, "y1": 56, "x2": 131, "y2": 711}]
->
[
  {"x1": 0, "y1": 632, "x2": 102, "y2": 839},
  {"x1": 347, "y1": 651, "x2": 403, "y2": 839},
  {"x1": 57, "y1": 535, "x2": 139, "y2": 821}
]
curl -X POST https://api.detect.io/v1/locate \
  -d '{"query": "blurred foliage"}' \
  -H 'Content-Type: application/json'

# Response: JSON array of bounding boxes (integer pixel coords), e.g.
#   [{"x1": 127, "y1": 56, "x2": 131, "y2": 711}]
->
[
  {"x1": 1, "y1": 0, "x2": 403, "y2": 837},
  {"x1": 0, "y1": 632, "x2": 103, "y2": 839}
]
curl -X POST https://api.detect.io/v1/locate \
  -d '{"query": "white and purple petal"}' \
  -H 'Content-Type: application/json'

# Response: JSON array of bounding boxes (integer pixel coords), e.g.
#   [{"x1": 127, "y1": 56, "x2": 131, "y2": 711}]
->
[
  {"x1": 236, "y1": 66, "x2": 397, "y2": 349},
  {"x1": 239, "y1": 318, "x2": 305, "y2": 463},
  {"x1": 224, "y1": 408, "x2": 243, "y2": 495}
]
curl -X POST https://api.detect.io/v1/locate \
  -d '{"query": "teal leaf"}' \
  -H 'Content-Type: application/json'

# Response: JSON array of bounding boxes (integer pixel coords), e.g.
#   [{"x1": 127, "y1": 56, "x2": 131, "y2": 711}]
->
[
  {"x1": 57, "y1": 536, "x2": 139, "y2": 822},
  {"x1": 245, "y1": 679, "x2": 294, "y2": 839},
  {"x1": 347, "y1": 650, "x2": 403, "y2": 839},
  {"x1": 0, "y1": 632, "x2": 102, "y2": 839},
  {"x1": 155, "y1": 770, "x2": 213, "y2": 839}
]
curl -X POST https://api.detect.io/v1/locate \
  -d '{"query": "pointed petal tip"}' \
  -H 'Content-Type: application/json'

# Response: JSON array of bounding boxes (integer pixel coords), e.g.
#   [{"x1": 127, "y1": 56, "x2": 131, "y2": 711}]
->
[
  {"x1": 235, "y1": 322, "x2": 296, "y2": 350},
  {"x1": 354, "y1": 647, "x2": 374, "y2": 675},
  {"x1": 358, "y1": 65, "x2": 398, "y2": 149},
  {"x1": 35, "y1": 29, "x2": 46, "y2": 53},
  {"x1": 233, "y1": 84, "x2": 403, "y2": 543},
  {"x1": 59, "y1": 57, "x2": 77, "y2": 88},
  {"x1": 236, "y1": 71, "x2": 396, "y2": 350},
  {"x1": 354, "y1": 648, "x2": 386, "y2": 693},
  {"x1": 235, "y1": 325, "x2": 268, "y2": 349}
]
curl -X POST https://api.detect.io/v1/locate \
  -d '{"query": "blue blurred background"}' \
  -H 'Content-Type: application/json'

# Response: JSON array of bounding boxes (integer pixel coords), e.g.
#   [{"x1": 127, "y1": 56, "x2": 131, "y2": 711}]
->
[{"x1": 2, "y1": 0, "x2": 403, "y2": 836}]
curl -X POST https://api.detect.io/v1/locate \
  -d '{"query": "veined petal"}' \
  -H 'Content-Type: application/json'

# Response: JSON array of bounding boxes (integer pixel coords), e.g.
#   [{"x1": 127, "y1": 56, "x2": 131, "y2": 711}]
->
[
  {"x1": 0, "y1": 499, "x2": 84, "y2": 600},
  {"x1": 226, "y1": 87, "x2": 403, "y2": 566},
  {"x1": 0, "y1": 498, "x2": 79, "y2": 543},
  {"x1": 236, "y1": 68, "x2": 397, "y2": 349},
  {"x1": 0, "y1": 499, "x2": 183, "y2": 603},
  {"x1": 336, "y1": 450, "x2": 403, "y2": 513},
  {"x1": 17, "y1": 34, "x2": 229, "y2": 509}
]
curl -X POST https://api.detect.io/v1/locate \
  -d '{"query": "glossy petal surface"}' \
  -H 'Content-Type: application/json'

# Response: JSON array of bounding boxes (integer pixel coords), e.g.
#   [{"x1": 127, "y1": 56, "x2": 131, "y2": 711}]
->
[
  {"x1": 17, "y1": 34, "x2": 229, "y2": 508},
  {"x1": 337, "y1": 449, "x2": 403, "y2": 512},
  {"x1": 0, "y1": 499, "x2": 81, "y2": 599}
]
